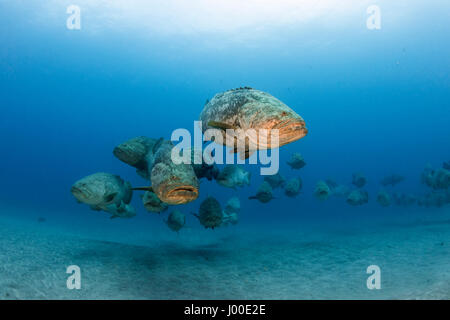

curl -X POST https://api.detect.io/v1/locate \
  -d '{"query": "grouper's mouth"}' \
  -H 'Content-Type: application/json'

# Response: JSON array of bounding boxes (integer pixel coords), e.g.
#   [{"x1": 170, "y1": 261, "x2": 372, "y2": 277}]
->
[
  {"x1": 250, "y1": 119, "x2": 307, "y2": 149},
  {"x1": 159, "y1": 185, "x2": 199, "y2": 205},
  {"x1": 70, "y1": 186, "x2": 90, "y2": 202},
  {"x1": 227, "y1": 118, "x2": 308, "y2": 150},
  {"x1": 276, "y1": 119, "x2": 308, "y2": 147}
]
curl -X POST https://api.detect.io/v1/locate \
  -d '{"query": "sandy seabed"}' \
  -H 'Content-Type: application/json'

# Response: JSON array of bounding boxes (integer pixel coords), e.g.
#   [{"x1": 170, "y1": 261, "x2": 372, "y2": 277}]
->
[{"x1": 0, "y1": 204, "x2": 449, "y2": 300}]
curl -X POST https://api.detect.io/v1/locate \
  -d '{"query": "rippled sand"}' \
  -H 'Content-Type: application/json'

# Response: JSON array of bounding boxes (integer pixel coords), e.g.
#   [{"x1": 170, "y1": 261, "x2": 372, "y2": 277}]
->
[{"x1": 0, "y1": 205, "x2": 449, "y2": 299}]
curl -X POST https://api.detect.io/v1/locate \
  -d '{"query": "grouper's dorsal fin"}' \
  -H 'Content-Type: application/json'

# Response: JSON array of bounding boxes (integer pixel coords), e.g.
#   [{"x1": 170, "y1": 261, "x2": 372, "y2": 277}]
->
[
  {"x1": 208, "y1": 121, "x2": 237, "y2": 130},
  {"x1": 153, "y1": 137, "x2": 164, "y2": 154},
  {"x1": 132, "y1": 186, "x2": 154, "y2": 192}
]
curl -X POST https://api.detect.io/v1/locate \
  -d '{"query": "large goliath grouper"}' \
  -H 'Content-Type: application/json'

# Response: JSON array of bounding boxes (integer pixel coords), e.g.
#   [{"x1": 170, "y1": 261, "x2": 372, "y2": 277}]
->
[
  {"x1": 114, "y1": 137, "x2": 199, "y2": 205},
  {"x1": 200, "y1": 87, "x2": 308, "y2": 159},
  {"x1": 133, "y1": 140, "x2": 199, "y2": 205}
]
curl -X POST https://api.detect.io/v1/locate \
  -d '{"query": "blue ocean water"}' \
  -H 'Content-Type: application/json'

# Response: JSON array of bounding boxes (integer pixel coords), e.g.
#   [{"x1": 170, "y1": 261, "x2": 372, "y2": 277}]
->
[{"x1": 0, "y1": 1, "x2": 449, "y2": 299}]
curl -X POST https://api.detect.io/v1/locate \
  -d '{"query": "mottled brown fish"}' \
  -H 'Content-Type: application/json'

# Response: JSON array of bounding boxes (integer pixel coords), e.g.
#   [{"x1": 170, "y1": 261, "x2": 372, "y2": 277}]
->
[
  {"x1": 216, "y1": 165, "x2": 251, "y2": 189},
  {"x1": 71, "y1": 172, "x2": 136, "y2": 218},
  {"x1": 142, "y1": 190, "x2": 168, "y2": 213},
  {"x1": 284, "y1": 177, "x2": 302, "y2": 198},
  {"x1": 113, "y1": 136, "x2": 163, "y2": 180},
  {"x1": 264, "y1": 172, "x2": 286, "y2": 189},
  {"x1": 134, "y1": 140, "x2": 199, "y2": 205},
  {"x1": 113, "y1": 136, "x2": 156, "y2": 168},
  {"x1": 200, "y1": 88, "x2": 308, "y2": 159},
  {"x1": 377, "y1": 190, "x2": 391, "y2": 207},
  {"x1": 248, "y1": 181, "x2": 274, "y2": 203},
  {"x1": 380, "y1": 174, "x2": 404, "y2": 187},
  {"x1": 166, "y1": 210, "x2": 186, "y2": 232},
  {"x1": 193, "y1": 196, "x2": 223, "y2": 229},
  {"x1": 287, "y1": 152, "x2": 306, "y2": 169},
  {"x1": 314, "y1": 180, "x2": 331, "y2": 201}
]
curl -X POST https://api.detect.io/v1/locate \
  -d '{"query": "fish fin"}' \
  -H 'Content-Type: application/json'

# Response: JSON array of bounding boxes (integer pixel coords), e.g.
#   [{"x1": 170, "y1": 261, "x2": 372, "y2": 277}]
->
[
  {"x1": 116, "y1": 201, "x2": 126, "y2": 213},
  {"x1": 132, "y1": 186, "x2": 153, "y2": 192},
  {"x1": 239, "y1": 150, "x2": 254, "y2": 160},
  {"x1": 90, "y1": 205, "x2": 102, "y2": 211},
  {"x1": 191, "y1": 212, "x2": 199, "y2": 219},
  {"x1": 104, "y1": 192, "x2": 118, "y2": 203},
  {"x1": 106, "y1": 203, "x2": 118, "y2": 212},
  {"x1": 208, "y1": 121, "x2": 237, "y2": 130},
  {"x1": 153, "y1": 137, "x2": 164, "y2": 154}
]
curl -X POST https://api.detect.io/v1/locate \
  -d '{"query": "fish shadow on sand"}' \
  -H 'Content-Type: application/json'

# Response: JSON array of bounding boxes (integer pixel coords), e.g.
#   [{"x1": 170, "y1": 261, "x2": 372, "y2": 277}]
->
[
  {"x1": 155, "y1": 242, "x2": 232, "y2": 263},
  {"x1": 68, "y1": 240, "x2": 160, "y2": 269}
]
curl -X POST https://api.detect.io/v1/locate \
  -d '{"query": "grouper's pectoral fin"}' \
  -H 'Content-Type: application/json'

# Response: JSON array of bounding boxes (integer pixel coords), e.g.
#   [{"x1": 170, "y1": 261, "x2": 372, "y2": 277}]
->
[
  {"x1": 239, "y1": 150, "x2": 255, "y2": 160},
  {"x1": 152, "y1": 137, "x2": 164, "y2": 154},
  {"x1": 208, "y1": 121, "x2": 237, "y2": 130},
  {"x1": 229, "y1": 146, "x2": 254, "y2": 160},
  {"x1": 104, "y1": 192, "x2": 118, "y2": 203},
  {"x1": 132, "y1": 186, "x2": 154, "y2": 192}
]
